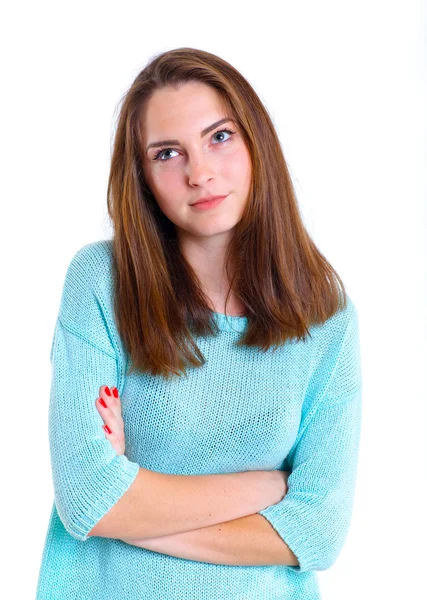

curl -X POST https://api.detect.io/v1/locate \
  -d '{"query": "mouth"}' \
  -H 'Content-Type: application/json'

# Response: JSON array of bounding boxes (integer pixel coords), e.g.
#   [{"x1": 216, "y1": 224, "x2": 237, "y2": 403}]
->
[{"x1": 190, "y1": 194, "x2": 228, "y2": 210}]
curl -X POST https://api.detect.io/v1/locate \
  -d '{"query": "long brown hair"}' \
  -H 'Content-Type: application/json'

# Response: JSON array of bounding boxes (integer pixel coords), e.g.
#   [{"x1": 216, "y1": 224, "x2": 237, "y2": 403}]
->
[{"x1": 106, "y1": 47, "x2": 348, "y2": 380}]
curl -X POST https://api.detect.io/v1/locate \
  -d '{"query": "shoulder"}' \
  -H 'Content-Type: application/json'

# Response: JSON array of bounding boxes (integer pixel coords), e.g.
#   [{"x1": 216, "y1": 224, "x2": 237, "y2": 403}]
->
[
  {"x1": 64, "y1": 239, "x2": 114, "y2": 290},
  {"x1": 315, "y1": 293, "x2": 361, "y2": 402},
  {"x1": 327, "y1": 294, "x2": 358, "y2": 347},
  {"x1": 302, "y1": 294, "x2": 360, "y2": 409},
  {"x1": 310, "y1": 293, "x2": 358, "y2": 353},
  {"x1": 71, "y1": 238, "x2": 113, "y2": 263},
  {"x1": 60, "y1": 239, "x2": 116, "y2": 314},
  {"x1": 57, "y1": 239, "x2": 119, "y2": 354}
]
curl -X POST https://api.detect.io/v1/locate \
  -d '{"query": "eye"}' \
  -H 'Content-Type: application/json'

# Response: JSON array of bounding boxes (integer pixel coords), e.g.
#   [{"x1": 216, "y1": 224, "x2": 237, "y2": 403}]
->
[
  {"x1": 153, "y1": 147, "x2": 179, "y2": 162},
  {"x1": 153, "y1": 128, "x2": 236, "y2": 162},
  {"x1": 211, "y1": 128, "x2": 235, "y2": 144}
]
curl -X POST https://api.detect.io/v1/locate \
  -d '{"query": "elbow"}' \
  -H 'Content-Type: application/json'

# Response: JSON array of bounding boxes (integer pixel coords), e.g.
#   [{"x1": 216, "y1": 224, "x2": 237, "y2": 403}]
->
[
  {"x1": 286, "y1": 533, "x2": 347, "y2": 573},
  {"x1": 52, "y1": 456, "x2": 140, "y2": 542},
  {"x1": 314, "y1": 545, "x2": 344, "y2": 572},
  {"x1": 276, "y1": 515, "x2": 353, "y2": 573},
  {"x1": 260, "y1": 488, "x2": 357, "y2": 572},
  {"x1": 53, "y1": 495, "x2": 92, "y2": 542},
  {"x1": 53, "y1": 483, "x2": 103, "y2": 542},
  {"x1": 314, "y1": 547, "x2": 341, "y2": 572},
  {"x1": 309, "y1": 521, "x2": 353, "y2": 572}
]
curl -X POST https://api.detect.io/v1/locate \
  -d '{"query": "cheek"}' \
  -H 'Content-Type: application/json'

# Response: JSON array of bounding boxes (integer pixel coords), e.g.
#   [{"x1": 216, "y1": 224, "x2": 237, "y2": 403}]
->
[
  {"x1": 142, "y1": 167, "x2": 179, "y2": 217},
  {"x1": 151, "y1": 168, "x2": 180, "y2": 194},
  {"x1": 225, "y1": 146, "x2": 252, "y2": 187}
]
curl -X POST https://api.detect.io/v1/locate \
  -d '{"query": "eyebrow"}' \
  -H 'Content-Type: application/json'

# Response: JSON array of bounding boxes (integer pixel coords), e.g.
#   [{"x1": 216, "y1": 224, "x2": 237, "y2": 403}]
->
[{"x1": 145, "y1": 117, "x2": 236, "y2": 153}]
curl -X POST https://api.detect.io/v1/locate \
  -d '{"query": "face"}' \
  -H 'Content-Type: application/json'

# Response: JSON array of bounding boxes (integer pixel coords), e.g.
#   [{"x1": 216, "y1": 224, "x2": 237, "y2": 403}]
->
[{"x1": 141, "y1": 82, "x2": 252, "y2": 245}]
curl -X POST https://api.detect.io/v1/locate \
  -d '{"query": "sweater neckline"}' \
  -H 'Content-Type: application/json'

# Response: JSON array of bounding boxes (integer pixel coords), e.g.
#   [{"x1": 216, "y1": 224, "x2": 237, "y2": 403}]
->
[{"x1": 212, "y1": 311, "x2": 249, "y2": 333}]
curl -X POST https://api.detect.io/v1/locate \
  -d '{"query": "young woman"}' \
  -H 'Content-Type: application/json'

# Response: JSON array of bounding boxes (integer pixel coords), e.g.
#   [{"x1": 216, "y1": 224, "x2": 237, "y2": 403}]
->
[{"x1": 36, "y1": 47, "x2": 362, "y2": 600}]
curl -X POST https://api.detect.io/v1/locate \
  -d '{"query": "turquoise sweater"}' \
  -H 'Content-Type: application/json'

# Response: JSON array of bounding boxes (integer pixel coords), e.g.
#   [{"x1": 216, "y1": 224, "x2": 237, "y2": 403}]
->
[{"x1": 36, "y1": 239, "x2": 362, "y2": 599}]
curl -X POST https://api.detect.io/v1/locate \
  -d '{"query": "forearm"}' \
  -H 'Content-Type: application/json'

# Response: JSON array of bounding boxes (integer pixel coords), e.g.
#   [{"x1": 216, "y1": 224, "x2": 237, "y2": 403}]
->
[
  {"x1": 88, "y1": 467, "x2": 275, "y2": 540},
  {"x1": 121, "y1": 513, "x2": 299, "y2": 567}
]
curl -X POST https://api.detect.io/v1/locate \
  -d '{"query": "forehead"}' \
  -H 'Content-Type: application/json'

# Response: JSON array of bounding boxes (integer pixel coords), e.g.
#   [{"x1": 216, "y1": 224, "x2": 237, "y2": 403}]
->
[{"x1": 142, "y1": 82, "x2": 228, "y2": 135}]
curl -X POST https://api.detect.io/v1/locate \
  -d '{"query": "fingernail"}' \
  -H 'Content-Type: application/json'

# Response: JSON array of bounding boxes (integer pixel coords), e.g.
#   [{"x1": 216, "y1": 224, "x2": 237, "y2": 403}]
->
[
  {"x1": 103, "y1": 424, "x2": 112, "y2": 434},
  {"x1": 99, "y1": 398, "x2": 107, "y2": 408},
  {"x1": 112, "y1": 387, "x2": 119, "y2": 398},
  {"x1": 105, "y1": 386, "x2": 111, "y2": 396}
]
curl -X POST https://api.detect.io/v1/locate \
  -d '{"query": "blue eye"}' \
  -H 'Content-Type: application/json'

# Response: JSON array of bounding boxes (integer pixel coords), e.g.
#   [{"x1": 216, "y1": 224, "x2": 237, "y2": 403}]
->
[
  {"x1": 211, "y1": 128, "x2": 234, "y2": 144},
  {"x1": 153, "y1": 128, "x2": 236, "y2": 162}
]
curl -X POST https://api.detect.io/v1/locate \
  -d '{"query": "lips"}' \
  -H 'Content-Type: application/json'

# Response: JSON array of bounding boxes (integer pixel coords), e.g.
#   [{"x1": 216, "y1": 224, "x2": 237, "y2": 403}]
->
[{"x1": 190, "y1": 194, "x2": 228, "y2": 206}]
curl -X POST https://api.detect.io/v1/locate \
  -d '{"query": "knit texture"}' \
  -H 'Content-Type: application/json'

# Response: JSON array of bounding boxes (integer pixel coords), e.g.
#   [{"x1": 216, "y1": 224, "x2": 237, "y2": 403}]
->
[{"x1": 36, "y1": 239, "x2": 362, "y2": 600}]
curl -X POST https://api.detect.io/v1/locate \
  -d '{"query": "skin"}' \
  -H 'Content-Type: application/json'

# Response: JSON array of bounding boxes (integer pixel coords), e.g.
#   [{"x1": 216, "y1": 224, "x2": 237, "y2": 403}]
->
[
  {"x1": 141, "y1": 81, "x2": 252, "y2": 313},
  {"x1": 95, "y1": 385, "x2": 297, "y2": 567},
  {"x1": 96, "y1": 386, "x2": 125, "y2": 456},
  {"x1": 95, "y1": 80, "x2": 257, "y2": 458},
  {"x1": 92, "y1": 86, "x2": 298, "y2": 565}
]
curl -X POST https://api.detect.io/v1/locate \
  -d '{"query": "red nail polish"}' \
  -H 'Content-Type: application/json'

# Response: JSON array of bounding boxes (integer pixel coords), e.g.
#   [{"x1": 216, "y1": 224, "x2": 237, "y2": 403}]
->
[
  {"x1": 103, "y1": 424, "x2": 112, "y2": 434},
  {"x1": 112, "y1": 387, "x2": 118, "y2": 398},
  {"x1": 105, "y1": 386, "x2": 111, "y2": 396},
  {"x1": 99, "y1": 398, "x2": 107, "y2": 408}
]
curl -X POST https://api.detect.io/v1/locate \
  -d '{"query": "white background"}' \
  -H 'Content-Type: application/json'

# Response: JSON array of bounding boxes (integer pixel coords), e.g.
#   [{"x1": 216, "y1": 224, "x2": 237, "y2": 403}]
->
[{"x1": 1, "y1": 1, "x2": 425, "y2": 598}]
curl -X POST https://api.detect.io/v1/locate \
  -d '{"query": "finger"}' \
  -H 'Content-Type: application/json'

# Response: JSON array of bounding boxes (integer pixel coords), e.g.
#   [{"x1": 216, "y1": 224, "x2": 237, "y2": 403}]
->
[
  {"x1": 98, "y1": 385, "x2": 123, "y2": 425},
  {"x1": 96, "y1": 387, "x2": 122, "y2": 432},
  {"x1": 96, "y1": 400, "x2": 125, "y2": 451},
  {"x1": 95, "y1": 397, "x2": 122, "y2": 434},
  {"x1": 109, "y1": 386, "x2": 123, "y2": 422},
  {"x1": 101, "y1": 422, "x2": 125, "y2": 456}
]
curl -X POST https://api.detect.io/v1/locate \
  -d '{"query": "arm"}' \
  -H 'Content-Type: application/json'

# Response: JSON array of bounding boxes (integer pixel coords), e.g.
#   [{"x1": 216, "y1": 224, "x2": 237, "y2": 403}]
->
[
  {"x1": 257, "y1": 302, "x2": 363, "y2": 573},
  {"x1": 120, "y1": 513, "x2": 299, "y2": 567},
  {"x1": 87, "y1": 465, "x2": 278, "y2": 540},
  {"x1": 54, "y1": 319, "x2": 281, "y2": 542},
  {"x1": 92, "y1": 392, "x2": 294, "y2": 564},
  {"x1": 101, "y1": 301, "x2": 362, "y2": 568},
  {"x1": 51, "y1": 244, "x2": 284, "y2": 542},
  {"x1": 48, "y1": 246, "x2": 141, "y2": 542}
]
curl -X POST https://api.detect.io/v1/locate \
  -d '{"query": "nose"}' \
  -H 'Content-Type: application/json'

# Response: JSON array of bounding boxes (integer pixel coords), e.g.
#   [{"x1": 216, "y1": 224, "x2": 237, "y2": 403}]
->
[{"x1": 186, "y1": 154, "x2": 215, "y2": 187}]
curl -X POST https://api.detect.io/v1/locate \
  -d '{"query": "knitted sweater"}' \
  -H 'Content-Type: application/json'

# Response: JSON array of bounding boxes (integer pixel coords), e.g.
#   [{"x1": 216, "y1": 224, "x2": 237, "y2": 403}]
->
[{"x1": 35, "y1": 239, "x2": 362, "y2": 600}]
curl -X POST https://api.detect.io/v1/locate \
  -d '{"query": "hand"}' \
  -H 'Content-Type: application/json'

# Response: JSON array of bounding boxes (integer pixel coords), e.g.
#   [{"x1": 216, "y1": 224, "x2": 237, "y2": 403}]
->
[
  {"x1": 281, "y1": 470, "x2": 290, "y2": 494},
  {"x1": 95, "y1": 385, "x2": 126, "y2": 456},
  {"x1": 254, "y1": 469, "x2": 291, "y2": 512},
  {"x1": 277, "y1": 469, "x2": 290, "y2": 499},
  {"x1": 260, "y1": 469, "x2": 290, "y2": 507}
]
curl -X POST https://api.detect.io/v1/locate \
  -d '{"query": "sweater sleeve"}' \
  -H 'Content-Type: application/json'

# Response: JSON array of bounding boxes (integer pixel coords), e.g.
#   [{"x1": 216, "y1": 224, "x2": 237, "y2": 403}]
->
[
  {"x1": 259, "y1": 302, "x2": 363, "y2": 573},
  {"x1": 48, "y1": 243, "x2": 140, "y2": 542}
]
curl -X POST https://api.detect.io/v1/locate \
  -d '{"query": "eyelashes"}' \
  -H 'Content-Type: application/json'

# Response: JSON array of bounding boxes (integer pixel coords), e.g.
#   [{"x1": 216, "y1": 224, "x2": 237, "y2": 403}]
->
[{"x1": 153, "y1": 128, "x2": 236, "y2": 162}]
